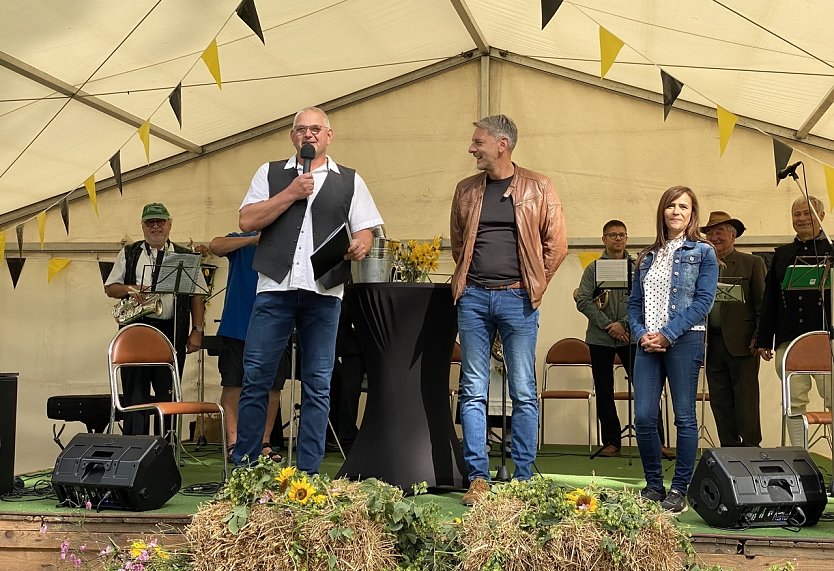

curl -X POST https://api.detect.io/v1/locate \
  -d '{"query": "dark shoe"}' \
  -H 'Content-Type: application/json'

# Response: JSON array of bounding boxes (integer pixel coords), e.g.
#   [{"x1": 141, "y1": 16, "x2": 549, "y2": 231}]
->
[
  {"x1": 595, "y1": 444, "x2": 621, "y2": 457},
  {"x1": 661, "y1": 488, "x2": 687, "y2": 514},
  {"x1": 640, "y1": 486, "x2": 667, "y2": 502},
  {"x1": 661, "y1": 446, "x2": 676, "y2": 460},
  {"x1": 262, "y1": 443, "x2": 282, "y2": 462},
  {"x1": 462, "y1": 478, "x2": 490, "y2": 506}
]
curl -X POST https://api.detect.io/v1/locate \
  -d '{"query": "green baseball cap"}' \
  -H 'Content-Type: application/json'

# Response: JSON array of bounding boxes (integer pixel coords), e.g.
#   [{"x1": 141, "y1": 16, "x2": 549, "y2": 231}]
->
[{"x1": 141, "y1": 202, "x2": 171, "y2": 221}]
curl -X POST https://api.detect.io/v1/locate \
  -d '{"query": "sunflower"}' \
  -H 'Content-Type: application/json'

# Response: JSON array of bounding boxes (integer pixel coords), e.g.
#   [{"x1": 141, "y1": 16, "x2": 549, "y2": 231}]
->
[
  {"x1": 312, "y1": 493, "x2": 327, "y2": 505},
  {"x1": 565, "y1": 488, "x2": 598, "y2": 514},
  {"x1": 288, "y1": 477, "x2": 317, "y2": 505},
  {"x1": 275, "y1": 466, "x2": 297, "y2": 492}
]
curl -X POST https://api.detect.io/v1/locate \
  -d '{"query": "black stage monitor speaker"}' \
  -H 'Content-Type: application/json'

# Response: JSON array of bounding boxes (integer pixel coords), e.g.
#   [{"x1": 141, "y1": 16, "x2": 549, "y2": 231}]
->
[
  {"x1": 688, "y1": 447, "x2": 827, "y2": 529},
  {"x1": 52, "y1": 433, "x2": 181, "y2": 511},
  {"x1": 0, "y1": 373, "x2": 18, "y2": 495}
]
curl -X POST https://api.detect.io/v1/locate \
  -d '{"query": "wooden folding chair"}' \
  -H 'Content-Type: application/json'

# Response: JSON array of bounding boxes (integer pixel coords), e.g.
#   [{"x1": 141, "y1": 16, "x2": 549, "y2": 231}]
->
[
  {"x1": 107, "y1": 323, "x2": 228, "y2": 481},
  {"x1": 539, "y1": 338, "x2": 595, "y2": 451}
]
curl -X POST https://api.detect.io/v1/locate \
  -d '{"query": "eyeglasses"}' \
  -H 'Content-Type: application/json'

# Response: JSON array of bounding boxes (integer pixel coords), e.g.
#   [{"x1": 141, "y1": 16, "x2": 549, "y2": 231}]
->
[
  {"x1": 292, "y1": 124, "x2": 328, "y2": 136},
  {"x1": 604, "y1": 232, "x2": 627, "y2": 239},
  {"x1": 144, "y1": 219, "x2": 168, "y2": 228}
]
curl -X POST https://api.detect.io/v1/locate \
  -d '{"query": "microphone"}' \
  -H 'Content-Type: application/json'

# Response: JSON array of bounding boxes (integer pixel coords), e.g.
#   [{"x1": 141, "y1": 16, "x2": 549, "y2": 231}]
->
[
  {"x1": 300, "y1": 144, "x2": 316, "y2": 174},
  {"x1": 777, "y1": 161, "x2": 802, "y2": 181}
]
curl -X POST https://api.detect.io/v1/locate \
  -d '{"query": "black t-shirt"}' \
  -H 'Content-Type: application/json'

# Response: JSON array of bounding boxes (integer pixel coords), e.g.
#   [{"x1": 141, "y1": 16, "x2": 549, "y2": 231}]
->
[{"x1": 467, "y1": 176, "x2": 521, "y2": 287}]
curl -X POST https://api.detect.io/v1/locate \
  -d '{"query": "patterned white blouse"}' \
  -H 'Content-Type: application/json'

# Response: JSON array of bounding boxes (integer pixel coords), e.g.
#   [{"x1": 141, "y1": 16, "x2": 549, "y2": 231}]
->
[{"x1": 643, "y1": 236, "x2": 685, "y2": 333}]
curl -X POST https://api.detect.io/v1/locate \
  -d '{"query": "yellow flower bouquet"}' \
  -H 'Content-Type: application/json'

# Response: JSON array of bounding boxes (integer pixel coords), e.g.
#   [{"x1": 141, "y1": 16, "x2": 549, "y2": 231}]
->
[{"x1": 395, "y1": 236, "x2": 442, "y2": 282}]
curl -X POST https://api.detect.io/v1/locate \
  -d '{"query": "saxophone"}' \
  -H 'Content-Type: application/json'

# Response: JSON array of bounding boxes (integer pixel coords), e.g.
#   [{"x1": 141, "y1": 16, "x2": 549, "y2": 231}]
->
[{"x1": 112, "y1": 290, "x2": 164, "y2": 325}]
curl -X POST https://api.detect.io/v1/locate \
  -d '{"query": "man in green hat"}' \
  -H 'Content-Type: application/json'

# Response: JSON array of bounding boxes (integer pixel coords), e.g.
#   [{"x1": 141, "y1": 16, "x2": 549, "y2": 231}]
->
[{"x1": 105, "y1": 202, "x2": 207, "y2": 435}]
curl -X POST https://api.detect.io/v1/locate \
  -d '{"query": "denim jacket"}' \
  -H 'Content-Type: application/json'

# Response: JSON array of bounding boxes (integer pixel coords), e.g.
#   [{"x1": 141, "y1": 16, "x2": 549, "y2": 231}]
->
[{"x1": 627, "y1": 239, "x2": 718, "y2": 346}]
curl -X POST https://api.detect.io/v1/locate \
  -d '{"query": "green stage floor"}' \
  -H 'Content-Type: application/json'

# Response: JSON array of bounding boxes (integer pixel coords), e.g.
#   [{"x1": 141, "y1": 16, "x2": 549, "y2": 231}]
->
[{"x1": 4, "y1": 443, "x2": 833, "y2": 541}]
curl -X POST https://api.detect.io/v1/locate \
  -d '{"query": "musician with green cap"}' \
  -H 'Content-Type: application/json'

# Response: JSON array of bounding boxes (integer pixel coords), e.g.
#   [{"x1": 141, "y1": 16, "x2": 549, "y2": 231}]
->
[{"x1": 104, "y1": 202, "x2": 206, "y2": 435}]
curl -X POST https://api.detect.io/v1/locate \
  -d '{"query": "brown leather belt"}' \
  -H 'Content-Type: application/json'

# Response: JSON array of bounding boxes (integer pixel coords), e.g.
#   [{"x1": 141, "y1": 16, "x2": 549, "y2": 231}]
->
[{"x1": 472, "y1": 281, "x2": 523, "y2": 290}]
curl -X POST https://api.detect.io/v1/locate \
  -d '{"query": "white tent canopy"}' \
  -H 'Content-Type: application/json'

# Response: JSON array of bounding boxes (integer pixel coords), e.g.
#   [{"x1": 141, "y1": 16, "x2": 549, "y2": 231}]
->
[{"x1": 2, "y1": 0, "x2": 834, "y2": 222}]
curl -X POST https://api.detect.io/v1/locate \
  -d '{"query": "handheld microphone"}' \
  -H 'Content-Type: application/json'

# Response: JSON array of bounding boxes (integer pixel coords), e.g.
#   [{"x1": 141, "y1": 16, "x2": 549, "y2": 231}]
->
[
  {"x1": 300, "y1": 144, "x2": 316, "y2": 174},
  {"x1": 777, "y1": 161, "x2": 802, "y2": 182}
]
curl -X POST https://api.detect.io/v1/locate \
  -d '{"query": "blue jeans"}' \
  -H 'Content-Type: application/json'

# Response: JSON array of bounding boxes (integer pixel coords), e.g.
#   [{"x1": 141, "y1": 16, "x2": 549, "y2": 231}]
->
[
  {"x1": 457, "y1": 286, "x2": 539, "y2": 481},
  {"x1": 634, "y1": 330, "x2": 704, "y2": 494},
  {"x1": 233, "y1": 290, "x2": 341, "y2": 473}
]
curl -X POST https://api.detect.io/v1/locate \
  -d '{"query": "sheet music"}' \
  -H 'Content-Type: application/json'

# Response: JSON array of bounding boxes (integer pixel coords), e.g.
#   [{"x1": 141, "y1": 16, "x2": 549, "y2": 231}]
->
[
  {"x1": 595, "y1": 258, "x2": 630, "y2": 289},
  {"x1": 155, "y1": 252, "x2": 205, "y2": 294}
]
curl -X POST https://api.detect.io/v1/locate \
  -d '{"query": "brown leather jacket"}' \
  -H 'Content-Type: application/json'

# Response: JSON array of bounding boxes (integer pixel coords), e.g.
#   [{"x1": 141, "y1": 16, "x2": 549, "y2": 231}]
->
[{"x1": 450, "y1": 165, "x2": 568, "y2": 309}]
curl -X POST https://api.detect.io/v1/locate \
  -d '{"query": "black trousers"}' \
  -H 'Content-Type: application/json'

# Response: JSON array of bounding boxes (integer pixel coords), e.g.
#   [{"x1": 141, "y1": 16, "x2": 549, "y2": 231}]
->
[
  {"x1": 120, "y1": 317, "x2": 185, "y2": 436},
  {"x1": 706, "y1": 331, "x2": 762, "y2": 447},
  {"x1": 589, "y1": 343, "x2": 665, "y2": 448}
]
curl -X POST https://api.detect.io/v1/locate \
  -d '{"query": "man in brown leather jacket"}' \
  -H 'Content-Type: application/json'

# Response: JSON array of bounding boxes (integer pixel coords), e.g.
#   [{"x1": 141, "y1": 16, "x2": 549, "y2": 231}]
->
[{"x1": 450, "y1": 114, "x2": 567, "y2": 505}]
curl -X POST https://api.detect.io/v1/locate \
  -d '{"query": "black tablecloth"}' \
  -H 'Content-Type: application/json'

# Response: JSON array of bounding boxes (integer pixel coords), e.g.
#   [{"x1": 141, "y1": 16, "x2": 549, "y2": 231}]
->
[{"x1": 336, "y1": 283, "x2": 467, "y2": 489}]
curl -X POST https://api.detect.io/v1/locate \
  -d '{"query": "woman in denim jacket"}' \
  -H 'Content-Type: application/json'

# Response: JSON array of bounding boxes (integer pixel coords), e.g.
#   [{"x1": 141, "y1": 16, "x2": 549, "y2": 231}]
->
[{"x1": 627, "y1": 186, "x2": 718, "y2": 513}]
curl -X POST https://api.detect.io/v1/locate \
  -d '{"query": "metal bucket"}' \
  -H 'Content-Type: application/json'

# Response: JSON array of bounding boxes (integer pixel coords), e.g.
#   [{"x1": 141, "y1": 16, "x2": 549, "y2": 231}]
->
[{"x1": 352, "y1": 237, "x2": 399, "y2": 283}]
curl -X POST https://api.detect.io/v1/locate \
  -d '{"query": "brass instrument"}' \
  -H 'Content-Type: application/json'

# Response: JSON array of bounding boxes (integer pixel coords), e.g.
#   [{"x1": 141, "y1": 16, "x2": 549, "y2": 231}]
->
[
  {"x1": 572, "y1": 287, "x2": 609, "y2": 311},
  {"x1": 491, "y1": 331, "x2": 504, "y2": 362},
  {"x1": 112, "y1": 292, "x2": 164, "y2": 325}
]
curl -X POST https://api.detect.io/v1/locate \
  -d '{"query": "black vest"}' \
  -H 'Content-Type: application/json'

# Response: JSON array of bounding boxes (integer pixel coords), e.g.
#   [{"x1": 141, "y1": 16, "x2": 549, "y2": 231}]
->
[
  {"x1": 253, "y1": 160, "x2": 355, "y2": 290},
  {"x1": 123, "y1": 240, "x2": 193, "y2": 348}
]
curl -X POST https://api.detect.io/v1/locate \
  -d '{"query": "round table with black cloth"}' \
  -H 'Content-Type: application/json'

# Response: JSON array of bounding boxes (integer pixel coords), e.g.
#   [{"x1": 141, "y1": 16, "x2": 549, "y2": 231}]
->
[{"x1": 335, "y1": 283, "x2": 468, "y2": 490}]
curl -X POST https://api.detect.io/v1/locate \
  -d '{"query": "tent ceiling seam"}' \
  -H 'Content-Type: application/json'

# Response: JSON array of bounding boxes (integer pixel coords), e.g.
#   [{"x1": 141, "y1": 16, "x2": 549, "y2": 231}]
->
[{"x1": 0, "y1": 51, "x2": 202, "y2": 155}]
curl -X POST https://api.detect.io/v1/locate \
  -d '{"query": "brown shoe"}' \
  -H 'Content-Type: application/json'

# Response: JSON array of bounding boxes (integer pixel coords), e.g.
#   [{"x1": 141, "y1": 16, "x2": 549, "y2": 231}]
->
[
  {"x1": 462, "y1": 478, "x2": 490, "y2": 506},
  {"x1": 595, "y1": 444, "x2": 621, "y2": 457},
  {"x1": 661, "y1": 446, "x2": 676, "y2": 460}
]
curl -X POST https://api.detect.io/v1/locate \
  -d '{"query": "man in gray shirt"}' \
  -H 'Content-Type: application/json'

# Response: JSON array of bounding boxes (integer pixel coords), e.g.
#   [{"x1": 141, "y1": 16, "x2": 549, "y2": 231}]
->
[{"x1": 576, "y1": 220, "x2": 671, "y2": 458}]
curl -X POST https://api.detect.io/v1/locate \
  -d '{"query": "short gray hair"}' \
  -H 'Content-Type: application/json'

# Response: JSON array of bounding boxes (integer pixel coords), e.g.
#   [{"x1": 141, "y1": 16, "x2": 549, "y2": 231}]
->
[
  {"x1": 293, "y1": 106, "x2": 330, "y2": 128},
  {"x1": 792, "y1": 195, "x2": 825, "y2": 216},
  {"x1": 473, "y1": 114, "x2": 517, "y2": 151}
]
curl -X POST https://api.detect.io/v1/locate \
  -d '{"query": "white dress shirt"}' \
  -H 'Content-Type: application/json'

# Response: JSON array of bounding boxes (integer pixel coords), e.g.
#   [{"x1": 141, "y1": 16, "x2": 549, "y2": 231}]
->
[{"x1": 240, "y1": 155, "x2": 383, "y2": 298}]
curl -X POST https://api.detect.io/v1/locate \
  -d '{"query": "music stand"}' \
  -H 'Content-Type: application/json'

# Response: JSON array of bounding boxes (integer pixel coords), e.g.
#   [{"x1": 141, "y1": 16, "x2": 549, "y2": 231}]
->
[
  {"x1": 588, "y1": 258, "x2": 636, "y2": 462},
  {"x1": 151, "y1": 252, "x2": 208, "y2": 456}
]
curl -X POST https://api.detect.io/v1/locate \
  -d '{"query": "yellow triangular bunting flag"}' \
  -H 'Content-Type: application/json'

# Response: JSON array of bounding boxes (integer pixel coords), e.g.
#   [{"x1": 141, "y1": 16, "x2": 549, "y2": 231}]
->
[
  {"x1": 84, "y1": 174, "x2": 98, "y2": 217},
  {"x1": 201, "y1": 38, "x2": 222, "y2": 89},
  {"x1": 37, "y1": 210, "x2": 47, "y2": 250},
  {"x1": 579, "y1": 251, "x2": 602, "y2": 269},
  {"x1": 717, "y1": 106, "x2": 738, "y2": 157},
  {"x1": 139, "y1": 120, "x2": 151, "y2": 163},
  {"x1": 48, "y1": 258, "x2": 71, "y2": 283},
  {"x1": 599, "y1": 27, "x2": 624, "y2": 79},
  {"x1": 0, "y1": 231, "x2": 5, "y2": 263},
  {"x1": 825, "y1": 164, "x2": 834, "y2": 210}
]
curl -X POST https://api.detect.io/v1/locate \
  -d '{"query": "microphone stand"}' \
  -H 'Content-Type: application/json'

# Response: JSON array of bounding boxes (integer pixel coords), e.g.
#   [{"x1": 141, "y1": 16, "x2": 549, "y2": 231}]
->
[
  {"x1": 784, "y1": 167, "x2": 834, "y2": 496},
  {"x1": 495, "y1": 346, "x2": 511, "y2": 482}
]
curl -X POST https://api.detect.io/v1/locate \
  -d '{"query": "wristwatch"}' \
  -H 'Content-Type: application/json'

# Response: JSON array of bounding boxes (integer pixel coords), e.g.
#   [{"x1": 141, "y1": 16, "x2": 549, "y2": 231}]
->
[{"x1": 191, "y1": 325, "x2": 204, "y2": 333}]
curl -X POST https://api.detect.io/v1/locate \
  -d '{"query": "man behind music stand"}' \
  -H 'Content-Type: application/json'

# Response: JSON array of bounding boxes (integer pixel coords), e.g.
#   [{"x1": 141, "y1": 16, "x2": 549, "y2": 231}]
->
[
  {"x1": 702, "y1": 212, "x2": 766, "y2": 448},
  {"x1": 757, "y1": 196, "x2": 833, "y2": 449},
  {"x1": 104, "y1": 203, "x2": 206, "y2": 436},
  {"x1": 576, "y1": 220, "x2": 671, "y2": 460}
]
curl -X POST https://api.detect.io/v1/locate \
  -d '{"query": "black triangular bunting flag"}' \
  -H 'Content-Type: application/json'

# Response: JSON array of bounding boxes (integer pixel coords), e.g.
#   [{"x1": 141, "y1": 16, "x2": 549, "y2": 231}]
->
[
  {"x1": 661, "y1": 70, "x2": 684, "y2": 121},
  {"x1": 110, "y1": 152, "x2": 123, "y2": 195},
  {"x1": 237, "y1": 0, "x2": 265, "y2": 43},
  {"x1": 60, "y1": 197, "x2": 70, "y2": 234},
  {"x1": 541, "y1": 0, "x2": 565, "y2": 30},
  {"x1": 7, "y1": 257, "x2": 25, "y2": 289},
  {"x1": 169, "y1": 83, "x2": 182, "y2": 128},
  {"x1": 773, "y1": 139, "x2": 794, "y2": 185},
  {"x1": 98, "y1": 261, "x2": 115, "y2": 285}
]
